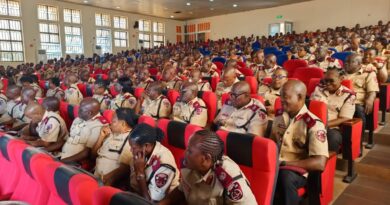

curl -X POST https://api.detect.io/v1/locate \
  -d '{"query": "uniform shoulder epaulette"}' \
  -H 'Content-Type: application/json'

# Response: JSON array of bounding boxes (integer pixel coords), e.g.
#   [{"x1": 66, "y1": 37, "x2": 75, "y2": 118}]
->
[
  {"x1": 214, "y1": 165, "x2": 233, "y2": 188},
  {"x1": 308, "y1": 59, "x2": 317, "y2": 65},
  {"x1": 248, "y1": 104, "x2": 259, "y2": 112},
  {"x1": 97, "y1": 116, "x2": 109, "y2": 124},
  {"x1": 276, "y1": 109, "x2": 284, "y2": 116},
  {"x1": 149, "y1": 155, "x2": 161, "y2": 172},
  {"x1": 302, "y1": 113, "x2": 316, "y2": 129},
  {"x1": 342, "y1": 89, "x2": 356, "y2": 95}
]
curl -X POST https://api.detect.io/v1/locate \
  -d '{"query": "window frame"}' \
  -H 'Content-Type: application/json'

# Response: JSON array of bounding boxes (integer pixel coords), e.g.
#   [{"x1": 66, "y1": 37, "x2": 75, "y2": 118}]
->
[
  {"x1": 0, "y1": 18, "x2": 23, "y2": 61},
  {"x1": 63, "y1": 8, "x2": 81, "y2": 24},
  {"x1": 64, "y1": 25, "x2": 83, "y2": 54},
  {"x1": 37, "y1": 4, "x2": 58, "y2": 21},
  {"x1": 96, "y1": 28, "x2": 112, "y2": 53},
  {"x1": 95, "y1": 13, "x2": 110, "y2": 27}
]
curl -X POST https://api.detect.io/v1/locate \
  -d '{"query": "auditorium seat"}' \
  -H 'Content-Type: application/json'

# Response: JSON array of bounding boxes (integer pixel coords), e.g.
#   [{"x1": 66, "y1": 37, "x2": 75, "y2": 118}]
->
[
  {"x1": 102, "y1": 109, "x2": 115, "y2": 124},
  {"x1": 238, "y1": 67, "x2": 253, "y2": 76},
  {"x1": 109, "y1": 85, "x2": 119, "y2": 97},
  {"x1": 292, "y1": 67, "x2": 324, "y2": 88},
  {"x1": 77, "y1": 83, "x2": 88, "y2": 98},
  {"x1": 0, "y1": 135, "x2": 27, "y2": 198},
  {"x1": 8, "y1": 147, "x2": 54, "y2": 205},
  {"x1": 331, "y1": 52, "x2": 353, "y2": 63},
  {"x1": 198, "y1": 91, "x2": 217, "y2": 125},
  {"x1": 379, "y1": 83, "x2": 390, "y2": 124},
  {"x1": 277, "y1": 54, "x2": 288, "y2": 66},
  {"x1": 202, "y1": 76, "x2": 220, "y2": 92},
  {"x1": 157, "y1": 119, "x2": 202, "y2": 166},
  {"x1": 212, "y1": 56, "x2": 226, "y2": 64},
  {"x1": 1, "y1": 78, "x2": 8, "y2": 92},
  {"x1": 166, "y1": 89, "x2": 180, "y2": 105},
  {"x1": 86, "y1": 84, "x2": 94, "y2": 97},
  {"x1": 243, "y1": 76, "x2": 258, "y2": 94},
  {"x1": 134, "y1": 87, "x2": 144, "y2": 100},
  {"x1": 264, "y1": 47, "x2": 279, "y2": 55},
  {"x1": 37, "y1": 161, "x2": 100, "y2": 205},
  {"x1": 216, "y1": 130, "x2": 278, "y2": 205},
  {"x1": 213, "y1": 61, "x2": 224, "y2": 71},
  {"x1": 366, "y1": 98, "x2": 380, "y2": 149},
  {"x1": 148, "y1": 68, "x2": 158, "y2": 76},
  {"x1": 93, "y1": 186, "x2": 153, "y2": 205},
  {"x1": 138, "y1": 115, "x2": 156, "y2": 127},
  {"x1": 283, "y1": 59, "x2": 308, "y2": 77}
]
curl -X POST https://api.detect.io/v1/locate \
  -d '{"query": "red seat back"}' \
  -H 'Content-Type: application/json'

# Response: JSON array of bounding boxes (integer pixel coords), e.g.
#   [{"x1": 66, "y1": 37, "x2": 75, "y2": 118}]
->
[
  {"x1": 283, "y1": 59, "x2": 308, "y2": 77},
  {"x1": 216, "y1": 130, "x2": 278, "y2": 205},
  {"x1": 103, "y1": 110, "x2": 115, "y2": 124},
  {"x1": 167, "y1": 89, "x2": 180, "y2": 105},
  {"x1": 1, "y1": 78, "x2": 8, "y2": 92},
  {"x1": 292, "y1": 67, "x2": 324, "y2": 88},
  {"x1": 59, "y1": 102, "x2": 72, "y2": 129},
  {"x1": 210, "y1": 76, "x2": 220, "y2": 92},
  {"x1": 138, "y1": 115, "x2": 156, "y2": 127},
  {"x1": 77, "y1": 83, "x2": 87, "y2": 98},
  {"x1": 198, "y1": 91, "x2": 217, "y2": 124},
  {"x1": 11, "y1": 147, "x2": 53, "y2": 204},
  {"x1": 237, "y1": 61, "x2": 247, "y2": 69},
  {"x1": 157, "y1": 119, "x2": 202, "y2": 167},
  {"x1": 148, "y1": 68, "x2": 158, "y2": 76},
  {"x1": 134, "y1": 87, "x2": 144, "y2": 100},
  {"x1": 92, "y1": 186, "x2": 153, "y2": 205},
  {"x1": 109, "y1": 85, "x2": 119, "y2": 98},
  {"x1": 341, "y1": 79, "x2": 353, "y2": 90},
  {"x1": 238, "y1": 68, "x2": 254, "y2": 76},
  {"x1": 262, "y1": 77, "x2": 272, "y2": 86},
  {"x1": 245, "y1": 76, "x2": 258, "y2": 94},
  {"x1": 320, "y1": 154, "x2": 337, "y2": 205},
  {"x1": 214, "y1": 62, "x2": 224, "y2": 71},
  {"x1": 309, "y1": 100, "x2": 328, "y2": 126},
  {"x1": 307, "y1": 78, "x2": 321, "y2": 97}
]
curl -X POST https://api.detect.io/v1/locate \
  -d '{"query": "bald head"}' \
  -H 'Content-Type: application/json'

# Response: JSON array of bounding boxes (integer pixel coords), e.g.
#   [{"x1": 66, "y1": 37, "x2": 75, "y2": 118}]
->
[
  {"x1": 264, "y1": 54, "x2": 277, "y2": 68},
  {"x1": 21, "y1": 87, "x2": 36, "y2": 104},
  {"x1": 24, "y1": 102, "x2": 45, "y2": 123},
  {"x1": 345, "y1": 53, "x2": 362, "y2": 74},
  {"x1": 78, "y1": 98, "x2": 101, "y2": 121},
  {"x1": 43, "y1": 96, "x2": 60, "y2": 112},
  {"x1": 232, "y1": 81, "x2": 251, "y2": 94},
  {"x1": 6, "y1": 85, "x2": 21, "y2": 99},
  {"x1": 281, "y1": 80, "x2": 307, "y2": 116}
]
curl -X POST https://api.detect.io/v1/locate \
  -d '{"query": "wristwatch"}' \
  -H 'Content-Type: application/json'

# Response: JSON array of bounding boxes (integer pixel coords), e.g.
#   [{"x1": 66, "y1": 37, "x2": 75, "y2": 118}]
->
[{"x1": 136, "y1": 173, "x2": 145, "y2": 181}]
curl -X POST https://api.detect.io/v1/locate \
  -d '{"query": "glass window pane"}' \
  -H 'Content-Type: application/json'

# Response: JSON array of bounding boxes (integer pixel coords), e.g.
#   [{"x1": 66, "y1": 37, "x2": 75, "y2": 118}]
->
[
  {"x1": 10, "y1": 31, "x2": 20, "y2": 41},
  {"x1": 64, "y1": 9, "x2": 72, "y2": 23}
]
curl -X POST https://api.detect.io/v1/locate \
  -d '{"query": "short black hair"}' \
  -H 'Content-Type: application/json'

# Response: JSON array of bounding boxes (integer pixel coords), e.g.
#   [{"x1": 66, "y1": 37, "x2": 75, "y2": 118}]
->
[
  {"x1": 20, "y1": 75, "x2": 33, "y2": 84},
  {"x1": 50, "y1": 77, "x2": 61, "y2": 87},
  {"x1": 128, "y1": 123, "x2": 164, "y2": 145},
  {"x1": 116, "y1": 108, "x2": 137, "y2": 128}
]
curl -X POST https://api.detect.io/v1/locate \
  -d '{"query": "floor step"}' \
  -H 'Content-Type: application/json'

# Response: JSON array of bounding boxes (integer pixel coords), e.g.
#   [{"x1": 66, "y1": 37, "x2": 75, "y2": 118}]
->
[{"x1": 355, "y1": 144, "x2": 390, "y2": 182}]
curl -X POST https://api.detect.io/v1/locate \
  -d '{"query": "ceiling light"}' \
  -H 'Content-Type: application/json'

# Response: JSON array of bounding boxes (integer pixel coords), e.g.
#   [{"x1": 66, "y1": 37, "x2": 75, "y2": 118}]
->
[
  {"x1": 170, "y1": 15, "x2": 174, "y2": 18},
  {"x1": 186, "y1": 2, "x2": 191, "y2": 6},
  {"x1": 233, "y1": 4, "x2": 238, "y2": 7},
  {"x1": 116, "y1": 6, "x2": 120, "y2": 9},
  {"x1": 210, "y1": 8, "x2": 214, "y2": 10},
  {"x1": 83, "y1": 0, "x2": 88, "y2": 3},
  {"x1": 189, "y1": 11, "x2": 193, "y2": 14},
  {"x1": 209, "y1": 0, "x2": 214, "y2": 2}
]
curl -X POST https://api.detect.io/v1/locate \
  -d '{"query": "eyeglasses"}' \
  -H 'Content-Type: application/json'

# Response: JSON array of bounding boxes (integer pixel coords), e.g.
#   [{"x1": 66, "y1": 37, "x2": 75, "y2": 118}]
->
[
  {"x1": 323, "y1": 78, "x2": 335, "y2": 84},
  {"x1": 229, "y1": 92, "x2": 247, "y2": 99},
  {"x1": 271, "y1": 74, "x2": 287, "y2": 80}
]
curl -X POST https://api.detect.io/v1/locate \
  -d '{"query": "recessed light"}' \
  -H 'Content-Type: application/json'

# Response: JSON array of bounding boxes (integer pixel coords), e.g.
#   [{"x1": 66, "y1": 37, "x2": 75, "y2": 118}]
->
[
  {"x1": 209, "y1": 0, "x2": 214, "y2": 2},
  {"x1": 116, "y1": 6, "x2": 120, "y2": 9},
  {"x1": 189, "y1": 11, "x2": 193, "y2": 14},
  {"x1": 170, "y1": 15, "x2": 174, "y2": 18},
  {"x1": 186, "y1": 2, "x2": 191, "y2": 6},
  {"x1": 210, "y1": 8, "x2": 214, "y2": 10},
  {"x1": 233, "y1": 4, "x2": 238, "y2": 7},
  {"x1": 83, "y1": 0, "x2": 88, "y2": 3}
]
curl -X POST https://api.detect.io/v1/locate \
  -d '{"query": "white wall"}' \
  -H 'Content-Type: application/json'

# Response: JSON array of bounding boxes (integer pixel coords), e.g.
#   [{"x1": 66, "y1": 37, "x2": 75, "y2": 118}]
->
[
  {"x1": 187, "y1": 0, "x2": 390, "y2": 40},
  {"x1": 4, "y1": 0, "x2": 183, "y2": 65}
]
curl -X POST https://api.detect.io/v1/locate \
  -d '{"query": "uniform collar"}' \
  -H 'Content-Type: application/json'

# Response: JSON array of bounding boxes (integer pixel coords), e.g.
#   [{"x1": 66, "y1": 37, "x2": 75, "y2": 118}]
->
[
  {"x1": 90, "y1": 113, "x2": 102, "y2": 122},
  {"x1": 187, "y1": 97, "x2": 199, "y2": 106},
  {"x1": 239, "y1": 99, "x2": 255, "y2": 111},
  {"x1": 194, "y1": 168, "x2": 214, "y2": 184},
  {"x1": 293, "y1": 105, "x2": 309, "y2": 122},
  {"x1": 146, "y1": 141, "x2": 163, "y2": 167}
]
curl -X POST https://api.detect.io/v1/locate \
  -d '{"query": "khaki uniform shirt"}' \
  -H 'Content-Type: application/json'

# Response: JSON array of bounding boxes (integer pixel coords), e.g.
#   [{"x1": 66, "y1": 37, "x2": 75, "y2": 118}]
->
[
  {"x1": 172, "y1": 97, "x2": 208, "y2": 127},
  {"x1": 310, "y1": 85, "x2": 356, "y2": 123},
  {"x1": 93, "y1": 92, "x2": 112, "y2": 112},
  {"x1": 95, "y1": 131, "x2": 130, "y2": 177},
  {"x1": 60, "y1": 114, "x2": 106, "y2": 159},
  {"x1": 0, "y1": 98, "x2": 17, "y2": 123},
  {"x1": 215, "y1": 99, "x2": 267, "y2": 135},
  {"x1": 137, "y1": 78, "x2": 154, "y2": 89},
  {"x1": 216, "y1": 78, "x2": 240, "y2": 109},
  {"x1": 164, "y1": 77, "x2": 182, "y2": 90},
  {"x1": 0, "y1": 92, "x2": 7, "y2": 116},
  {"x1": 344, "y1": 68, "x2": 379, "y2": 105},
  {"x1": 202, "y1": 70, "x2": 219, "y2": 78},
  {"x1": 31, "y1": 83, "x2": 43, "y2": 98},
  {"x1": 197, "y1": 80, "x2": 212, "y2": 92},
  {"x1": 13, "y1": 102, "x2": 30, "y2": 127},
  {"x1": 308, "y1": 57, "x2": 342, "y2": 72},
  {"x1": 37, "y1": 111, "x2": 68, "y2": 143},
  {"x1": 263, "y1": 87, "x2": 281, "y2": 119},
  {"x1": 179, "y1": 156, "x2": 257, "y2": 205},
  {"x1": 129, "y1": 142, "x2": 180, "y2": 202},
  {"x1": 109, "y1": 92, "x2": 137, "y2": 110},
  {"x1": 271, "y1": 105, "x2": 329, "y2": 162},
  {"x1": 46, "y1": 87, "x2": 65, "y2": 100},
  {"x1": 142, "y1": 95, "x2": 171, "y2": 120},
  {"x1": 65, "y1": 84, "x2": 83, "y2": 106}
]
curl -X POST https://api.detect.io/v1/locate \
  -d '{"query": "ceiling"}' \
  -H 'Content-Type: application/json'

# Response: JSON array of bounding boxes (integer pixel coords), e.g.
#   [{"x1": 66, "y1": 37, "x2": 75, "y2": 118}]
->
[{"x1": 58, "y1": 0, "x2": 311, "y2": 20}]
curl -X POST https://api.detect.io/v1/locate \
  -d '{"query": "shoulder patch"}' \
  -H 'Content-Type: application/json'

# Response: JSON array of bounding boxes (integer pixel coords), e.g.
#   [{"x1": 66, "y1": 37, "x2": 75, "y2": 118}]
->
[
  {"x1": 316, "y1": 130, "x2": 326, "y2": 143},
  {"x1": 97, "y1": 116, "x2": 109, "y2": 124},
  {"x1": 149, "y1": 155, "x2": 161, "y2": 172},
  {"x1": 214, "y1": 165, "x2": 233, "y2": 188},
  {"x1": 227, "y1": 181, "x2": 243, "y2": 201},
  {"x1": 155, "y1": 173, "x2": 169, "y2": 188},
  {"x1": 248, "y1": 104, "x2": 259, "y2": 112}
]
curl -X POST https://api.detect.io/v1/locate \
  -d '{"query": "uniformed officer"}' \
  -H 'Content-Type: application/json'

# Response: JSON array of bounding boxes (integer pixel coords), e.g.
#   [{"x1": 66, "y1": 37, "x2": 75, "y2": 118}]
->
[
  {"x1": 20, "y1": 75, "x2": 43, "y2": 98},
  {"x1": 92, "y1": 108, "x2": 136, "y2": 178},
  {"x1": 110, "y1": 77, "x2": 137, "y2": 110},
  {"x1": 259, "y1": 68, "x2": 289, "y2": 119},
  {"x1": 189, "y1": 69, "x2": 211, "y2": 92},
  {"x1": 119, "y1": 124, "x2": 179, "y2": 202},
  {"x1": 21, "y1": 101, "x2": 68, "y2": 154},
  {"x1": 297, "y1": 46, "x2": 316, "y2": 63},
  {"x1": 310, "y1": 67, "x2": 356, "y2": 151},
  {"x1": 0, "y1": 85, "x2": 21, "y2": 126},
  {"x1": 216, "y1": 67, "x2": 240, "y2": 109},
  {"x1": 161, "y1": 65, "x2": 182, "y2": 91},
  {"x1": 136, "y1": 68, "x2": 154, "y2": 89},
  {"x1": 60, "y1": 98, "x2": 108, "y2": 165},
  {"x1": 92, "y1": 80, "x2": 112, "y2": 112},
  {"x1": 172, "y1": 82, "x2": 208, "y2": 127},
  {"x1": 0, "y1": 81, "x2": 7, "y2": 117},
  {"x1": 140, "y1": 82, "x2": 171, "y2": 120},
  {"x1": 271, "y1": 80, "x2": 328, "y2": 205},
  {"x1": 160, "y1": 130, "x2": 257, "y2": 205},
  {"x1": 46, "y1": 77, "x2": 65, "y2": 101},
  {"x1": 362, "y1": 48, "x2": 388, "y2": 83},
  {"x1": 201, "y1": 59, "x2": 219, "y2": 78},
  {"x1": 64, "y1": 74, "x2": 83, "y2": 106},
  {"x1": 256, "y1": 54, "x2": 282, "y2": 83},
  {"x1": 308, "y1": 46, "x2": 342, "y2": 72},
  {"x1": 11, "y1": 87, "x2": 35, "y2": 131},
  {"x1": 344, "y1": 54, "x2": 379, "y2": 148},
  {"x1": 214, "y1": 81, "x2": 267, "y2": 137}
]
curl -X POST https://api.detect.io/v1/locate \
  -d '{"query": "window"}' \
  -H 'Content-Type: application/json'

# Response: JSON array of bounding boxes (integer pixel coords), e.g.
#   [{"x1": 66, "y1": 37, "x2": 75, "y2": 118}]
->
[
  {"x1": 63, "y1": 8, "x2": 80, "y2": 24},
  {"x1": 139, "y1": 33, "x2": 150, "y2": 48},
  {"x1": 96, "y1": 29, "x2": 111, "y2": 53},
  {"x1": 138, "y1": 20, "x2": 150, "y2": 32},
  {"x1": 113, "y1": 16, "x2": 127, "y2": 29},
  {"x1": 114, "y1": 31, "x2": 127, "y2": 48},
  {"x1": 37, "y1": 5, "x2": 58, "y2": 21},
  {"x1": 0, "y1": 19, "x2": 22, "y2": 61},
  {"x1": 153, "y1": 34, "x2": 164, "y2": 47},
  {"x1": 153, "y1": 22, "x2": 164, "y2": 33},
  {"x1": 95, "y1": 13, "x2": 110, "y2": 27},
  {"x1": 0, "y1": 0, "x2": 20, "y2": 17},
  {"x1": 64, "y1": 26, "x2": 82, "y2": 54},
  {"x1": 39, "y1": 23, "x2": 61, "y2": 59}
]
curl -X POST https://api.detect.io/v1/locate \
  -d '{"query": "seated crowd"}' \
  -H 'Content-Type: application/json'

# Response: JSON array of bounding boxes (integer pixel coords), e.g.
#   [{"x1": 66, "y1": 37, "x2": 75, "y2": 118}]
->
[{"x1": 0, "y1": 20, "x2": 389, "y2": 205}]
